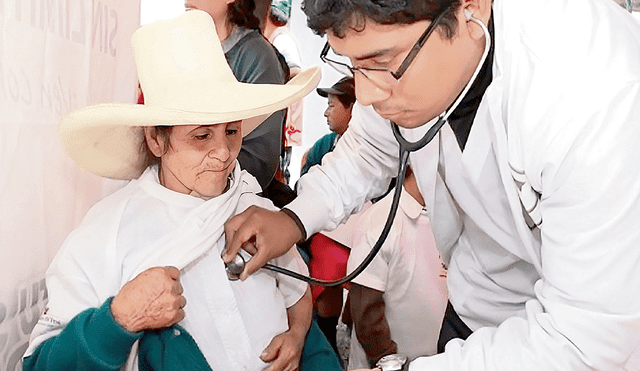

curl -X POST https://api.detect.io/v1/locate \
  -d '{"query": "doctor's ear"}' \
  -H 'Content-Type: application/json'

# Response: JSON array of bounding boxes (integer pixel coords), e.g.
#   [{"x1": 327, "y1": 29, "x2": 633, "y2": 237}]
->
[
  {"x1": 464, "y1": 8, "x2": 473, "y2": 21},
  {"x1": 460, "y1": 0, "x2": 491, "y2": 40},
  {"x1": 461, "y1": 0, "x2": 492, "y2": 25}
]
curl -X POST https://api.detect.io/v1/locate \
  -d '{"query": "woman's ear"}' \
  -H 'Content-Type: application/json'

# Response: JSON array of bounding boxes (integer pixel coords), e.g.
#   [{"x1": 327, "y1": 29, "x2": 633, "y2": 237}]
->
[{"x1": 144, "y1": 127, "x2": 164, "y2": 158}]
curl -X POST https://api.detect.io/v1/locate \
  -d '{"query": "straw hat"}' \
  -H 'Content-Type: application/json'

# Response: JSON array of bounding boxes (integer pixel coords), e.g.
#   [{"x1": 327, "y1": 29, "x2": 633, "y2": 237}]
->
[{"x1": 60, "y1": 10, "x2": 320, "y2": 180}]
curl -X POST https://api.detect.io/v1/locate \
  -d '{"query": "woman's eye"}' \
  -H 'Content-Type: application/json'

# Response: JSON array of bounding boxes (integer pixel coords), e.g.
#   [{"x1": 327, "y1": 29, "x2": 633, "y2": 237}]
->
[
  {"x1": 227, "y1": 129, "x2": 238, "y2": 136},
  {"x1": 194, "y1": 133, "x2": 210, "y2": 140}
]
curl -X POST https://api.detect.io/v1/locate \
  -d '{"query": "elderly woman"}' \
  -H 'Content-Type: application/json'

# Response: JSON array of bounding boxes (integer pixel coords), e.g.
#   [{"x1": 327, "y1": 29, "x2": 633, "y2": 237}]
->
[{"x1": 22, "y1": 11, "x2": 335, "y2": 371}]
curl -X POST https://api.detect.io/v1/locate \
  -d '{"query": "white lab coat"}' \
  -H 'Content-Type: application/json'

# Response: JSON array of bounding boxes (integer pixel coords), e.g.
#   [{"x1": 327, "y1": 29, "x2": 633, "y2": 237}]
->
[{"x1": 288, "y1": 0, "x2": 640, "y2": 369}]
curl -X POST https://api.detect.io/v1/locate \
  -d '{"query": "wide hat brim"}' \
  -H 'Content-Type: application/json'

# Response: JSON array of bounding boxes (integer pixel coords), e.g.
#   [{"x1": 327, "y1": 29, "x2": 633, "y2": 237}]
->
[{"x1": 59, "y1": 10, "x2": 321, "y2": 180}]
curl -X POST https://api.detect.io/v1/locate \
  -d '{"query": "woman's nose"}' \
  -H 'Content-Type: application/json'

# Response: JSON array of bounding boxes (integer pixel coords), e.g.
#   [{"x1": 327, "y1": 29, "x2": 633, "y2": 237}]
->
[
  {"x1": 354, "y1": 72, "x2": 391, "y2": 106},
  {"x1": 207, "y1": 139, "x2": 231, "y2": 162}
]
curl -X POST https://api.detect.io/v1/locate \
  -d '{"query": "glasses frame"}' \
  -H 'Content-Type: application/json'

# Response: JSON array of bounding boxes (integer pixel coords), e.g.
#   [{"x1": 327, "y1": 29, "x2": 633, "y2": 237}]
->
[{"x1": 320, "y1": 8, "x2": 450, "y2": 83}]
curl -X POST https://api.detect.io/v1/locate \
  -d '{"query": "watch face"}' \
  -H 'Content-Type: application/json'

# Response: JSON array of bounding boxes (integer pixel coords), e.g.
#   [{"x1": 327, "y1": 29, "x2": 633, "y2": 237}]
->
[{"x1": 376, "y1": 354, "x2": 408, "y2": 371}]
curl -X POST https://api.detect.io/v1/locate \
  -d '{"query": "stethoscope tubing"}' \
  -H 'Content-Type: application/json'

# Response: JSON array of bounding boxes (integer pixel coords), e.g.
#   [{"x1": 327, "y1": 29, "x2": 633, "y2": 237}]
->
[
  {"x1": 262, "y1": 118, "x2": 445, "y2": 287},
  {"x1": 238, "y1": 14, "x2": 491, "y2": 287}
]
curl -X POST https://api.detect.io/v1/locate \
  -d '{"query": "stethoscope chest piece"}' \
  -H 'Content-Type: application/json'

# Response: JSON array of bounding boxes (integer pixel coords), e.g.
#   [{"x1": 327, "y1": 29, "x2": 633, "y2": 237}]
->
[{"x1": 225, "y1": 253, "x2": 246, "y2": 281}]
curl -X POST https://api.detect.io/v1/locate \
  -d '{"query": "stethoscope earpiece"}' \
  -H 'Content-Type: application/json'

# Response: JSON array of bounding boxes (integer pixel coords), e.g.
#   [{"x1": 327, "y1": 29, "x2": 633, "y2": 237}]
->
[{"x1": 464, "y1": 8, "x2": 474, "y2": 21}]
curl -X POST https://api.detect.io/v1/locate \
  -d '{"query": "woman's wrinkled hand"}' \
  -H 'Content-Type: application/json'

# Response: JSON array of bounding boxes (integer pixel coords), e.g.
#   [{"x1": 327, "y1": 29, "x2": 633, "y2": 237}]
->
[{"x1": 110, "y1": 266, "x2": 186, "y2": 332}]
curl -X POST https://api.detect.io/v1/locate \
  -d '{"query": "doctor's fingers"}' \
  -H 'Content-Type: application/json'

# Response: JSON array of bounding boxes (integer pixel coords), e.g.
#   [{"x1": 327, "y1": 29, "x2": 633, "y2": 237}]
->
[
  {"x1": 223, "y1": 205, "x2": 280, "y2": 263},
  {"x1": 223, "y1": 206, "x2": 301, "y2": 280},
  {"x1": 222, "y1": 206, "x2": 255, "y2": 263}
]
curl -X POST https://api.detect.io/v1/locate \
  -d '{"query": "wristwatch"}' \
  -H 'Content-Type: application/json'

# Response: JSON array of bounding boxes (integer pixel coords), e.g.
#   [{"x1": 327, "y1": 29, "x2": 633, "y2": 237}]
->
[{"x1": 376, "y1": 354, "x2": 408, "y2": 371}]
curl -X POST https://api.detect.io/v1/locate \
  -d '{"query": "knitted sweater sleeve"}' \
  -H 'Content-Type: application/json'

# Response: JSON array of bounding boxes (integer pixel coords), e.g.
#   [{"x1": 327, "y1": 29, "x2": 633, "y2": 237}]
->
[{"x1": 23, "y1": 297, "x2": 142, "y2": 371}]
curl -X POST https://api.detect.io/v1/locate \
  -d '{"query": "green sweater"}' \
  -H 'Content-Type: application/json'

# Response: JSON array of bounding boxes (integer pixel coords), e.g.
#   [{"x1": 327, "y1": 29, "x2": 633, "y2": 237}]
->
[
  {"x1": 23, "y1": 298, "x2": 341, "y2": 371},
  {"x1": 300, "y1": 132, "x2": 339, "y2": 176}
]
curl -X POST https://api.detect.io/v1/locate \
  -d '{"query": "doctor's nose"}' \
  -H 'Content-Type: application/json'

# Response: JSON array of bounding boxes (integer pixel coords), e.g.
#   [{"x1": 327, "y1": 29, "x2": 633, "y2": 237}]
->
[{"x1": 354, "y1": 72, "x2": 391, "y2": 106}]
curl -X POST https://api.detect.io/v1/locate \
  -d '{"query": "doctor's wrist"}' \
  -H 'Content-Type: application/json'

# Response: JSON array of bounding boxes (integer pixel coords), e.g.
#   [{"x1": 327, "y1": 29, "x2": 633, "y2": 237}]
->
[{"x1": 281, "y1": 208, "x2": 307, "y2": 243}]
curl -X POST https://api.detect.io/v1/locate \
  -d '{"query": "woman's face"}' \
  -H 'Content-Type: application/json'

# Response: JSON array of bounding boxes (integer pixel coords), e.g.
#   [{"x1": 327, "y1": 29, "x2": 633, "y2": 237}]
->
[
  {"x1": 185, "y1": 0, "x2": 233, "y2": 24},
  {"x1": 146, "y1": 122, "x2": 242, "y2": 198}
]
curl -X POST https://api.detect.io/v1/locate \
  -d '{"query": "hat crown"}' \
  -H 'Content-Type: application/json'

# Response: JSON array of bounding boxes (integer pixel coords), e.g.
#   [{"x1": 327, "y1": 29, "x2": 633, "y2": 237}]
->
[{"x1": 133, "y1": 10, "x2": 237, "y2": 111}]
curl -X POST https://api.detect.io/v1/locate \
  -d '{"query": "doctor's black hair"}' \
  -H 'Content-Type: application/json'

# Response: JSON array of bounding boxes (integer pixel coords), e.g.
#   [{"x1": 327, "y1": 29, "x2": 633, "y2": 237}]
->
[{"x1": 302, "y1": 0, "x2": 461, "y2": 39}]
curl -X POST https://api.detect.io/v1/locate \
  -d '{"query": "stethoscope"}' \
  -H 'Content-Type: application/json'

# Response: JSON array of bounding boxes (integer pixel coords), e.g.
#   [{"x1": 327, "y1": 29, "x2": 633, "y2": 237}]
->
[{"x1": 226, "y1": 11, "x2": 491, "y2": 286}]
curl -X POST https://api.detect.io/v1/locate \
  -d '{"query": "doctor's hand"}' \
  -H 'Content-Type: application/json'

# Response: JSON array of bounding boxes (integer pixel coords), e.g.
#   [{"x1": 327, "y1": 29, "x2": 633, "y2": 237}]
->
[
  {"x1": 223, "y1": 206, "x2": 303, "y2": 280},
  {"x1": 110, "y1": 266, "x2": 186, "y2": 332}
]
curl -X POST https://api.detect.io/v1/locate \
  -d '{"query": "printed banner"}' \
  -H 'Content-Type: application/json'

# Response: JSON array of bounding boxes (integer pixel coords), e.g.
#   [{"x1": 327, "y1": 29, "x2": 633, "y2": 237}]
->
[{"x1": 0, "y1": 0, "x2": 140, "y2": 369}]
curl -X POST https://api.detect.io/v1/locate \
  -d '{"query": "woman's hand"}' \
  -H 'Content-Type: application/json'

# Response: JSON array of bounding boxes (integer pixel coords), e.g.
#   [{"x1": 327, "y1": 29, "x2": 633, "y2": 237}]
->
[
  {"x1": 260, "y1": 329, "x2": 306, "y2": 371},
  {"x1": 261, "y1": 289, "x2": 312, "y2": 371},
  {"x1": 110, "y1": 266, "x2": 186, "y2": 332}
]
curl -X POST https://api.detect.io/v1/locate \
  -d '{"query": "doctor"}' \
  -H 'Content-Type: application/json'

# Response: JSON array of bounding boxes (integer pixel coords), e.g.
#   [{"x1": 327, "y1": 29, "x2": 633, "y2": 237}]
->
[{"x1": 224, "y1": 0, "x2": 640, "y2": 369}]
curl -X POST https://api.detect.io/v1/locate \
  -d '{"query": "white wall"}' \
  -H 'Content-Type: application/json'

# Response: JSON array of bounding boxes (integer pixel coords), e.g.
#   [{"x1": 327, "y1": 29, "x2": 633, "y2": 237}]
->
[
  {"x1": 288, "y1": 0, "x2": 344, "y2": 184},
  {"x1": 0, "y1": 1, "x2": 140, "y2": 369},
  {"x1": 140, "y1": 0, "x2": 185, "y2": 25}
]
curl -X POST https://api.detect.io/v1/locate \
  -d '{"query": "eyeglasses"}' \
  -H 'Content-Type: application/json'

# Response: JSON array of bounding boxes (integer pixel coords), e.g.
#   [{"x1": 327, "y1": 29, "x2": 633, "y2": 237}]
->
[{"x1": 320, "y1": 9, "x2": 449, "y2": 89}]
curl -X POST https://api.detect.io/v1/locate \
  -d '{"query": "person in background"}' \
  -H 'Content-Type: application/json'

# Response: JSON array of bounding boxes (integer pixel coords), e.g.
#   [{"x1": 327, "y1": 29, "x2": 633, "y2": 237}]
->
[
  {"x1": 346, "y1": 165, "x2": 448, "y2": 369},
  {"x1": 22, "y1": 11, "x2": 340, "y2": 371},
  {"x1": 294, "y1": 76, "x2": 356, "y2": 360},
  {"x1": 186, "y1": 0, "x2": 288, "y2": 190},
  {"x1": 300, "y1": 76, "x2": 355, "y2": 176},
  {"x1": 263, "y1": 0, "x2": 305, "y2": 185},
  {"x1": 223, "y1": 0, "x2": 640, "y2": 370}
]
